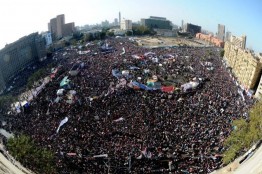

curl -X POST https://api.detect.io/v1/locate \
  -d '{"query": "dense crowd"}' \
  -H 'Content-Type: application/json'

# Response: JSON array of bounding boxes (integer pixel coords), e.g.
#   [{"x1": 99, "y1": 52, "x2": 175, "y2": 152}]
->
[{"x1": 8, "y1": 37, "x2": 253, "y2": 173}]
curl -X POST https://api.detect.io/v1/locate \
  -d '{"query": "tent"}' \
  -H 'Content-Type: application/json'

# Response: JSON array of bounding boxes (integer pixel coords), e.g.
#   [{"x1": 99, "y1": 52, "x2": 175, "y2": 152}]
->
[
  {"x1": 69, "y1": 64, "x2": 80, "y2": 76},
  {"x1": 57, "y1": 89, "x2": 65, "y2": 95},
  {"x1": 21, "y1": 100, "x2": 29, "y2": 108},
  {"x1": 181, "y1": 81, "x2": 199, "y2": 92},
  {"x1": 60, "y1": 76, "x2": 70, "y2": 88},
  {"x1": 131, "y1": 81, "x2": 153, "y2": 91},
  {"x1": 144, "y1": 52, "x2": 155, "y2": 57},
  {"x1": 129, "y1": 66, "x2": 140, "y2": 70},
  {"x1": 146, "y1": 80, "x2": 161, "y2": 89},
  {"x1": 112, "y1": 69, "x2": 122, "y2": 78}
]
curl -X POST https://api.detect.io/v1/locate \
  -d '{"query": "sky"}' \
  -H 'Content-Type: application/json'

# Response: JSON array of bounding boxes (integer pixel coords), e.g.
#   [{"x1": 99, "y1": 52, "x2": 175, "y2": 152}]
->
[{"x1": 0, "y1": 0, "x2": 261, "y2": 53}]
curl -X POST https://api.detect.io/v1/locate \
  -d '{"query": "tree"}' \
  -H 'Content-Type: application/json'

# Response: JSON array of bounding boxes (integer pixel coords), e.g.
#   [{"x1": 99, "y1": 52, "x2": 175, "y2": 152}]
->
[
  {"x1": 220, "y1": 49, "x2": 225, "y2": 57},
  {"x1": 100, "y1": 31, "x2": 106, "y2": 40},
  {"x1": 126, "y1": 30, "x2": 133, "y2": 36},
  {"x1": 27, "y1": 68, "x2": 47, "y2": 89},
  {"x1": 106, "y1": 31, "x2": 115, "y2": 37},
  {"x1": 0, "y1": 95, "x2": 16, "y2": 112},
  {"x1": 7, "y1": 135, "x2": 56, "y2": 173},
  {"x1": 72, "y1": 31, "x2": 83, "y2": 40},
  {"x1": 84, "y1": 33, "x2": 94, "y2": 42},
  {"x1": 222, "y1": 100, "x2": 262, "y2": 164}
]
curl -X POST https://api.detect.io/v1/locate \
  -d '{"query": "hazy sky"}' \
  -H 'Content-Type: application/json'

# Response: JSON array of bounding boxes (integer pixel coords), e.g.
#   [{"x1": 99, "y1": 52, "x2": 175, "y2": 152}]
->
[{"x1": 0, "y1": 0, "x2": 261, "y2": 53}]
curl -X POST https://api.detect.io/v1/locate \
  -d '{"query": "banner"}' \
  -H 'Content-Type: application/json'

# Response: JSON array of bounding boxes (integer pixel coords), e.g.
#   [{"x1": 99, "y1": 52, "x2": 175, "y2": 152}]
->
[
  {"x1": 56, "y1": 117, "x2": 69, "y2": 133},
  {"x1": 161, "y1": 86, "x2": 174, "y2": 93}
]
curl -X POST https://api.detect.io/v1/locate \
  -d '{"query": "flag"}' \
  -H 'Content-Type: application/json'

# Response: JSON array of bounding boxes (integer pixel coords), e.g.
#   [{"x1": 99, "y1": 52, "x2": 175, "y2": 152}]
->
[
  {"x1": 113, "y1": 117, "x2": 124, "y2": 122},
  {"x1": 67, "y1": 153, "x2": 77, "y2": 156},
  {"x1": 56, "y1": 117, "x2": 69, "y2": 133},
  {"x1": 93, "y1": 154, "x2": 108, "y2": 158},
  {"x1": 141, "y1": 148, "x2": 152, "y2": 158}
]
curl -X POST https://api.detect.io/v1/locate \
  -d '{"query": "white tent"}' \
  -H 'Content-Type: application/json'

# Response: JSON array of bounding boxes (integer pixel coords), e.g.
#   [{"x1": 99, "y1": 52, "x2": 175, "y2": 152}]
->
[
  {"x1": 57, "y1": 89, "x2": 65, "y2": 95},
  {"x1": 181, "y1": 81, "x2": 199, "y2": 92}
]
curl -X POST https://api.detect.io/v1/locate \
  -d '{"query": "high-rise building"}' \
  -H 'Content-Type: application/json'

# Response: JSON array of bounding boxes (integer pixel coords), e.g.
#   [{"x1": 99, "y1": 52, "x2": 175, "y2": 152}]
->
[
  {"x1": 63, "y1": 23, "x2": 75, "y2": 37},
  {"x1": 141, "y1": 16, "x2": 172, "y2": 30},
  {"x1": 49, "y1": 18, "x2": 57, "y2": 39},
  {"x1": 114, "y1": 18, "x2": 118, "y2": 26},
  {"x1": 56, "y1": 14, "x2": 65, "y2": 38},
  {"x1": 101, "y1": 20, "x2": 110, "y2": 28},
  {"x1": 217, "y1": 24, "x2": 225, "y2": 41},
  {"x1": 48, "y1": 14, "x2": 75, "y2": 39},
  {"x1": 181, "y1": 20, "x2": 184, "y2": 31},
  {"x1": 120, "y1": 19, "x2": 132, "y2": 30},
  {"x1": 225, "y1": 31, "x2": 231, "y2": 42},
  {"x1": 119, "y1": 12, "x2": 121, "y2": 26}
]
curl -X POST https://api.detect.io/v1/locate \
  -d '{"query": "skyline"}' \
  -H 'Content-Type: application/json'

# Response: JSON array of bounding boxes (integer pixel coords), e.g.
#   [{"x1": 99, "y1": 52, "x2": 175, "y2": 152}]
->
[{"x1": 0, "y1": 0, "x2": 261, "y2": 53}]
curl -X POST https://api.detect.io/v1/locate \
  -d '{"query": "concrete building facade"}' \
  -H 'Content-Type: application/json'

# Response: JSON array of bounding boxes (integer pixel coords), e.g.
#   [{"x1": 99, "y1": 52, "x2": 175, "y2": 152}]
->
[
  {"x1": 230, "y1": 35, "x2": 246, "y2": 49},
  {"x1": 225, "y1": 31, "x2": 231, "y2": 42},
  {"x1": 154, "y1": 29, "x2": 177, "y2": 37},
  {"x1": 120, "y1": 19, "x2": 132, "y2": 30},
  {"x1": 0, "y1": 33, "x2": 46, "y2": 92},
  {"x1": 185, "y1": 23, "x2": 201, "y2": 36},
  {"x1": 48, "y1": 14, "x2": 75, "y2": 39},
  {"x1": 224, "y1": 41, "x2": 262, "y2": 91},
  {"x1": 63, "y1": 22, "x2": 75, "y2": 37},
  {"x1": 56, "y1": 14, "x2": 65, "y2": 38},
  {"x1": 141, "y1": 16, "x2": 172, "y2": 30}
]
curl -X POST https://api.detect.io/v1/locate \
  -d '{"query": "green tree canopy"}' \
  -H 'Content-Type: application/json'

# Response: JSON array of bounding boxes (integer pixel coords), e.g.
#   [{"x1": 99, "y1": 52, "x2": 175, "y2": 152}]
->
[
  {"x1": 223, "y1": 100, "x2": 262, "y2": 164},
  {"x1": 7, "y1": 135, "x2": 56, "y2": 173}
]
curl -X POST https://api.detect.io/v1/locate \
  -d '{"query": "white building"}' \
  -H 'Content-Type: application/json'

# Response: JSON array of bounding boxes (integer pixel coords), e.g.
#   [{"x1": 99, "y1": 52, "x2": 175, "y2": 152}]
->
[
  {"x1": 42, "y1": 32, "x2": 52, "y2": 46},
  {"x1": 120, "y1": 19, "x2": 132, "y2": 30},
  {"x1": 255, "y1": 56, "x2": 262, "y2": 99}
]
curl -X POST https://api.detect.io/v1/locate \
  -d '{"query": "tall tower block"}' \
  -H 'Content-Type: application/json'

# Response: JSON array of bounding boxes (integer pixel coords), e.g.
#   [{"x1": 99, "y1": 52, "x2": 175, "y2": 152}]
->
[{"x1": 119, "y1": 12, "x2": 121, "y2": 26}]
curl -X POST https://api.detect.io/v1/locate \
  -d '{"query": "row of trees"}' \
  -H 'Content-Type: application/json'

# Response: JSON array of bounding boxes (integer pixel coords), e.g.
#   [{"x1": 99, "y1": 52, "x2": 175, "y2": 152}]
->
[
  {"x1": 26, "y1": 62, "x2": 57, "y2": 89},
  {"x1": 7, "y1": 135, "x2": 56, "y2": 173},
  {"x1": 75, "y1": 25, "x2": 156, "y2": 43},
  {"x1": 0, "y1": 95, "x2": 17, "y2": 112},
  {"x1": 222, "y1": 100, "x2": 262, "y2": 164}
]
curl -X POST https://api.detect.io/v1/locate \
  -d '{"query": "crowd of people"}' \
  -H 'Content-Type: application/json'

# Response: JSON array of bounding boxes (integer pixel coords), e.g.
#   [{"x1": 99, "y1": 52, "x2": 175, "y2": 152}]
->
[{"x1": 7, "y1": 37, "x2": 254, "y2": 173}]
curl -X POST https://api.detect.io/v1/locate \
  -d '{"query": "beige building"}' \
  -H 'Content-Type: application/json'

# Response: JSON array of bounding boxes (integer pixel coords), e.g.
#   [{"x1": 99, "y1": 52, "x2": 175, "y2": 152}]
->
[
  {"x1": 120, "y1": 19, "x2": 132, "y2": 30},
  {"x1": 230, "y1": 34, "x2": 246, "y2": 49},
  {"x1": 224, "y1": 41, "x2": 262, "y2": 93}
]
